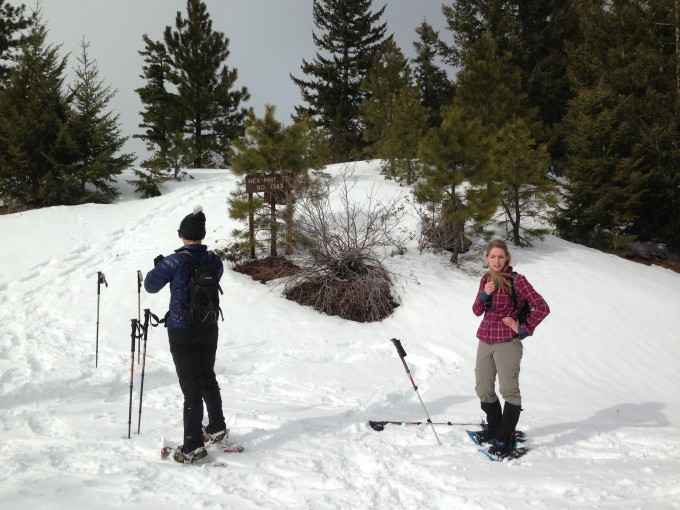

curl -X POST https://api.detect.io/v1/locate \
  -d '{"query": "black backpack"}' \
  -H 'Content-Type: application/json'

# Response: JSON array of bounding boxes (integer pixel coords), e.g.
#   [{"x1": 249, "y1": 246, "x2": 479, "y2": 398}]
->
[
  {"x1": 508, "y1": 272, "x2": 532, "y2": 326},
  {"x1": 179, "y1": 250, "x2": 223, "y2": 327}
]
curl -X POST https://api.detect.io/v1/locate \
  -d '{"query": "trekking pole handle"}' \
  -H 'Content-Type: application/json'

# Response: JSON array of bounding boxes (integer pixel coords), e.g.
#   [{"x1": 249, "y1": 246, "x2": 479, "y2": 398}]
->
[
  {"x1": 130, "y1": 319, "x2": 137, "y2": 351},
  {"x1": 390, "y1": 338, "x2": 407, "y2": 359},
  {"x1": 143, "y1": 308, "x2": 151, "y2": 332},
  {"x1": 97, "y1": 271, "x2": 108, "y2": 294},
  {"x1": 143, "y1": 308, "x2": 160, "y2": 330},
  {"x1": 137, "y1": 270, "x2": 142, "y2": 291},
  {"x1": 391, "y1": 338, "x2": 413, "y2": 379}
]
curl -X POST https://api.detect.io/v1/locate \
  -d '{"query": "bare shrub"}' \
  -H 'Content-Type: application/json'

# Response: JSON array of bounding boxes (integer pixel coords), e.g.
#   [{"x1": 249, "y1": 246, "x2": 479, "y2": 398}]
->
[
  {"x1": 282, "y1": 166, "x2": 410, "y2": 322},
  {"x1": 416, "y1": 198, "x2": 472, "y2": 263},
  {"x1": 284, "y1": 263, "x2": 398, "y2": 322}
]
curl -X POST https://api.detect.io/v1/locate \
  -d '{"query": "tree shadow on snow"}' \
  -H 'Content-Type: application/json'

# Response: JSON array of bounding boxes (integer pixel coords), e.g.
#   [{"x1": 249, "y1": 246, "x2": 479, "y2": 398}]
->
[
  {"x1": 528, "y1": 402, "x2": 671, "y2": 447},
  {"x1": 236, "y1": 394, "x2": 476, "y2": 450}
]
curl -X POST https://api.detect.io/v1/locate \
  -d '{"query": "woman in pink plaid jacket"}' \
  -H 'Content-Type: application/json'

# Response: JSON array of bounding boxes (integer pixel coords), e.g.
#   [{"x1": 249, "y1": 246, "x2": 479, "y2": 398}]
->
[{"x1": 471, "y1": 239, "x2": 550, "y2": 458}]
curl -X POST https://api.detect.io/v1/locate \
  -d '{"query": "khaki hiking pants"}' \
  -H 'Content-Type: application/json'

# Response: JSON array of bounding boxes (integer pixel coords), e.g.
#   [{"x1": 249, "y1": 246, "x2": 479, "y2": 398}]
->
[{"x1": 475, "y1": 338, "x2": 523, "y2": 407}]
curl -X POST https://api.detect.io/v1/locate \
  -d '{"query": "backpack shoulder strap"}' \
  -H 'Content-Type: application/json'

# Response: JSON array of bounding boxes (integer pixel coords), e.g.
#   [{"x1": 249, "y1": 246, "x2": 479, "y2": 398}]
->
[
  {"x1": 509, "y1": 271, "x2": 518, "y2": 310},
  {"x1": 178, "y1": 250, "x2": 196, "y2": 268},
  {"x1": 204, "y1": 251, "x2": 223, "y2": 295}
]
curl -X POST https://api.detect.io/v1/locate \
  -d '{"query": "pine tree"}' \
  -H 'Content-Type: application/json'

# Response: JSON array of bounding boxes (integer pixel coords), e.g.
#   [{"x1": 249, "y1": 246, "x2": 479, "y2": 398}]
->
[
  {"x1": 557, "y1": 85, "x2": 640, "y2": 248},
  {"x1": 135, "y1": 35, "x2": 177, "y2": 172},
  {"x1": 0, "y1": 10, "x2": 73, "y2": 207},
  {"x1": 162, "y1": 0, "x2": 249, "y2": 168},
  {"x1": 493, "y1": 118, "x2": 556, "y2": 246},
  {"x1": 458, "y1": 35, "x2": 555, "y2": 247},
  {"x1": 412, "y1": 20, "x2": 454, "y2": 128},
  {"x1": 415, "y1": 104, "x2": 496, "y2": 264},
  {"x1": 440, "y1": 0, "x2": 514, "y2": 67},
  {"x1": 133, "y1": 34, "x2": 185, "y2": 194},
  {"x1": 440, "y1": 0, "x2": 579, "y2": 166},
  {"x1": 415, "y1": 34, "x2": 557, "y2": 254},
  {"x1": 558, "y1": 0, "x2": 680, "y2": 251},
  {"x1": 359, "y1": 40, "x2": 411, "y2": 162},
  {"x1": 228, "y1": 105, "x2": 324, "y2": 256},
  {"x1": 68, "y1": 38, "x2": 134, "y2": 203},
  {"x1": 291, "y1": 0, "x2": 389, "y2": 162},
  {"x1": 379, "y1": 85, "x2": 429, "y2": 185},
  {"x1": 454, "y1": 35, "x2": 537, "y2": 132},
  {"x1": 0, "y1": 0, "x2": 33, "y2": 85}
]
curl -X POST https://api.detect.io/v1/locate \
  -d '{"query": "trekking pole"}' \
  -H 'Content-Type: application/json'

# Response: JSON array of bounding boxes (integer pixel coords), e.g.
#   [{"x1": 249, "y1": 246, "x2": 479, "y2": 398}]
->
[
  {"x1": 137, "y1": 308, "x2": 159, "y2": 434},
  {"x1": 369, "y1": 420, "x2": 480, "y2": 432},
  {"x1": 128, "y1": 319, "x2": 142, "y2": 439},
  {"x1": 95, "y1": 271, "x2": 108, "y2": 368},
  {"x1": 390, "y1": 338, "x2": 442, "y2": 446},
  {"x1": 137, "y1": 271, "x2": 142, "y2": 364}
]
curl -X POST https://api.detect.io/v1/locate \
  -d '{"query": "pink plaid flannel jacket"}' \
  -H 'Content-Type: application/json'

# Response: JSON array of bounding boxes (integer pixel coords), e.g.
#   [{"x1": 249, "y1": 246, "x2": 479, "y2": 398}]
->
[{"x1": 472, "y1": 269, "x2": 550, "y2": 344}]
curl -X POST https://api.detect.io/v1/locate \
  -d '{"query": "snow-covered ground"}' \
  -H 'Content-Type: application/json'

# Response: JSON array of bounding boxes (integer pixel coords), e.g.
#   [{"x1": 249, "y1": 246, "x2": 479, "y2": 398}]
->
[{"x1": 1, "y1": 162, "x2": 678, "y2": 509}]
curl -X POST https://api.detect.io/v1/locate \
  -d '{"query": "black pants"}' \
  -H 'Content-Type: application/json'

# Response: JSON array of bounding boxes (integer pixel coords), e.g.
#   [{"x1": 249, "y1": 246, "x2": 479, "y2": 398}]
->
[{"x1": 168, "y1": 325, "x2": 225, "y2": 451}]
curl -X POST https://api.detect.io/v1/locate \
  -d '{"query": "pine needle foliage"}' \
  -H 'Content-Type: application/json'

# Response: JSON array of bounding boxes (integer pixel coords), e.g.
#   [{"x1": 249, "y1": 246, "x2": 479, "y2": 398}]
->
[{"x1": 291, "y1": 0, "x2": 390, "y2": 162}]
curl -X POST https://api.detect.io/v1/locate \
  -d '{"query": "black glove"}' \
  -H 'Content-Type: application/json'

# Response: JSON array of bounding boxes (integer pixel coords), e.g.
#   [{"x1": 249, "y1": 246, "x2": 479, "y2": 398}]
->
[{"x1": 153, "y1": 254, "x2": 164, "y2": 267}]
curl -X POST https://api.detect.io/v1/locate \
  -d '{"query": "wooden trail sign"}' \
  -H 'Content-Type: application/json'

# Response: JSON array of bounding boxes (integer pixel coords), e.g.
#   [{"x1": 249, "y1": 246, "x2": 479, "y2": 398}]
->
[
  {"x1": 245, "y1": 173, "x2": 290, "y2": 259},
  {"x1": 245, "y1": 174, "x2": 285, "y2": 194}
]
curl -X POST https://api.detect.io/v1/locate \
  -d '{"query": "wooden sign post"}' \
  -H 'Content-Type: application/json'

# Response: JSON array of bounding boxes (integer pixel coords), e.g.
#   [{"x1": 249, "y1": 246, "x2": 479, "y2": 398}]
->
[{"x1": 245, "y1": 174, "x2": 286, "y2": 259}]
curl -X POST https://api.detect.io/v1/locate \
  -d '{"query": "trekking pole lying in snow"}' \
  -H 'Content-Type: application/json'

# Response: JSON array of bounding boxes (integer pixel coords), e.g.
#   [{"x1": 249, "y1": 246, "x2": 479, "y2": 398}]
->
[
  {"x1": 137, "y1": 308, "x2": 159, "y2": 434},
  {"x1": 137, "y1": 271, "x2": 142, "y2": 364},
  {"x1": 369, "y1": 420, "x2": 481, "y2": 432},
  {"x1": 95, "y1": 271, "x2": 108, "y2": 368},
  {"x1": 389, "y1": 338, "x2": 442, "y2": 446},
  {"x1": 128, "y1": 319, "x2": 143, "y2": 439}
]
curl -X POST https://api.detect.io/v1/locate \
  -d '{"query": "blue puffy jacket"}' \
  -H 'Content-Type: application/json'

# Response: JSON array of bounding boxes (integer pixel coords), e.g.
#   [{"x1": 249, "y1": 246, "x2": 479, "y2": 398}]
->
[{"x1": 144, "y1": 244, "x2": 224, "y2": 329}]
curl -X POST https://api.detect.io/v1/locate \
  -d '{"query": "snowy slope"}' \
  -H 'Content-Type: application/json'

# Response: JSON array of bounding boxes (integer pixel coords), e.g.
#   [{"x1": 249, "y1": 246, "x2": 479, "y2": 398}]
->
[{"x1": 0, "y1": 162, "x2": 679, "y2": 510}]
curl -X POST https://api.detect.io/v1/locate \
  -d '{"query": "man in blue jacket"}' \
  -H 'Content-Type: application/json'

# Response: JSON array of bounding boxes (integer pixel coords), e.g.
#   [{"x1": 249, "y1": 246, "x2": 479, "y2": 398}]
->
[{"x1": 144, "y1": 205, "x2": 227, "y2": 463}]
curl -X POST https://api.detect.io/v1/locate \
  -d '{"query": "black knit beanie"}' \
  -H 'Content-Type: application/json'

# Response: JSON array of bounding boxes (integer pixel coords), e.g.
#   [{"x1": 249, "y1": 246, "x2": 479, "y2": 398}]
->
[{"x1": 177, "y1": 205, "x2": 206, "y2": 240}]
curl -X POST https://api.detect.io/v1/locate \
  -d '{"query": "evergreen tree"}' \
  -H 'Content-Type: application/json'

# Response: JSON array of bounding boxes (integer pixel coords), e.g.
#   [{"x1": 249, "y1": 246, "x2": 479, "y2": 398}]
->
[
  {"x1": 415, "y1": 104, "x2": 497, "y2": 264},
  {"x1": 454, "y1": 35, "x2": 535, "y2": 132},
  {"x1": 518, "y1": 0, "x2": 579, "y2": 162},
  {"x1": 558, "y1": 0, "x2": 680, "y2": 251},
  {"x1": 440, "y1": 0, "x2": 514, "y2": 67},
  {"x1": 415, "y1": 34, "x2": 557, "y2": 253},
  {"x1": 0, "y1": 0, "x2": 32, "y2": 85},
  {"x1": 0, "y1": 11, "x2": 73, "y2": 207},
  {"x1": 68, "y1": 38, "x2": 134, "y2": 203},
  {"x1": 493, "y1": 118, "x2": 556, "y2": 246},
  {"x1": 557, "y1": 85, "x2": 641, "y2": 249},
  {"x1": 458, "y1": 35, "x2": 555, "y2": 247},
  {"x1": 440, "y1": 0, "x2": 579, "y2": 164},
  {"x1": 133, "y1": 34, "x2": 185, "y2": 195},
  {"x1": 359, "y1": 40, "x2": 429, "y2": 184},
  {"x1": 359, "y1": 40, "x2": 411, "y2": 161},
  {"x1": 412, "y1": 20, "x2": 454, "y2": 128},
  {"x1": 379, "y1": 85, "x2": 429, "y2": 185},
  {"x1": 135, "y1": 35, "x2": 177, "y2": 173},
  {"x1": 229, "y1": 105, "x2": 324, "y2": 256},
  {"x1": 162, "y1": 0, "x2": 249, "y2": 168},
  {"x1": 291, "y1": 0, "x2": 389, "y2": 162}
]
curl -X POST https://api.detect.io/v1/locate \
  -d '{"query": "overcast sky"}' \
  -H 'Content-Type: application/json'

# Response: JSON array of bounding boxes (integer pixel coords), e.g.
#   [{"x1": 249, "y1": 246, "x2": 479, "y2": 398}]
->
[{"x1": 39, "y1": 0, "x2": 450, "y2": 162}]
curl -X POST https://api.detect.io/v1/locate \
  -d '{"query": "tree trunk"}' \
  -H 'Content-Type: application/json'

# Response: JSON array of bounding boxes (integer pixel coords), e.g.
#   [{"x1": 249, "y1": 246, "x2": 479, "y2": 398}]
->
[
  {"x1": 676, "y1": 0, "x2": 680, "y2": 114},
  {"x1": 270, "y1": 198, "x2": 278, "y2": 257},
  {"x1": 285, "y1": 192, "x2": 294, "y2": 255}
]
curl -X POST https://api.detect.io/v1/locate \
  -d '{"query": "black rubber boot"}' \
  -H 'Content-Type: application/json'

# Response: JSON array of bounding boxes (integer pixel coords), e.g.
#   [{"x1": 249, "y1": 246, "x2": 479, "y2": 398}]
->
[
  {"x1": 495, "y1": 402, "x2": 522, "y2": 444},
  {"x1": 488, "y1": 402, "x2": 522, "y2": 457},
  {"x1": 479, "y1": 400, "x2": 503, "y2": 442}
]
